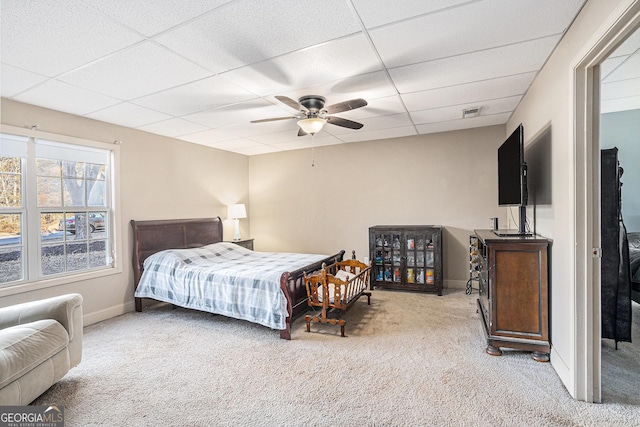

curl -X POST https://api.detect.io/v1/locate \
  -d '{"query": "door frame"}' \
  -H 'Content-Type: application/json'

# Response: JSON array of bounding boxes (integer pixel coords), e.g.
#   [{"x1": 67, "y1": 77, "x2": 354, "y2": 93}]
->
[{"x1": 572, "y1": 0, "x2": 640, "y2": 403}]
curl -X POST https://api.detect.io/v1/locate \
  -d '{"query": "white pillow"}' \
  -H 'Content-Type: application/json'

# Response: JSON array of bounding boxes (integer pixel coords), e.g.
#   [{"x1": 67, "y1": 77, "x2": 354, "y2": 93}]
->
[{"x1": 335, "y1": 269, "x2": 356, "y2": 282}]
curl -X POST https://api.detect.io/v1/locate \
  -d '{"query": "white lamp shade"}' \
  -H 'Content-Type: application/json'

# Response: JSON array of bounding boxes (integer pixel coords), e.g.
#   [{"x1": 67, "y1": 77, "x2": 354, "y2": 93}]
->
[
  {"x1": 297, "y1": 118, "x2": 327, "y2": 135},
  {"x1": 228, "y1": 204, "x2": 247, "y2": 219}
]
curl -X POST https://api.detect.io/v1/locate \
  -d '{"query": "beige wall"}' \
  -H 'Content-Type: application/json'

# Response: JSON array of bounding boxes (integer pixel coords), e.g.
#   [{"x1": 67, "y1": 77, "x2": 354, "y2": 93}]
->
[
  {"x1": 0, "y1": 99, "x2": 249, "y2": 324},
  {"x1": 249, "y1": 125, "x2": 507, "y2": 289}
]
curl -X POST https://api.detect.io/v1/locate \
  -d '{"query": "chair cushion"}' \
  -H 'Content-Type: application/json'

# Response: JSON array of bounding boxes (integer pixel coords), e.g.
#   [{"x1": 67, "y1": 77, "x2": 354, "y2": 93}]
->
[{"x1": 0, "y1": 319, "x2": 69, "y2": 389}]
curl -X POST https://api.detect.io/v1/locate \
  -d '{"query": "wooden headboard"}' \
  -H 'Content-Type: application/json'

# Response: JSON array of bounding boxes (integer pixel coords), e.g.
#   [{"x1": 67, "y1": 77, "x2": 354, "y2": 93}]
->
[{"x1": 131, "y1": 217, "x2": 223, "y2": 292}]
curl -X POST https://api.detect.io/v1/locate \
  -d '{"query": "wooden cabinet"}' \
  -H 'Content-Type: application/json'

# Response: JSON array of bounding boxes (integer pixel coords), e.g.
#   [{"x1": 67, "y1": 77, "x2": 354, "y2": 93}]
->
[
  {"x1": 475, "y1": 229, "x2": 551, "y2": 362},
  {"x1": 227, "y1": 238, "x2": 254, "y2": 250},
  {"x1": 369, "y1": 225, "x2": 442, "y2": 295}
]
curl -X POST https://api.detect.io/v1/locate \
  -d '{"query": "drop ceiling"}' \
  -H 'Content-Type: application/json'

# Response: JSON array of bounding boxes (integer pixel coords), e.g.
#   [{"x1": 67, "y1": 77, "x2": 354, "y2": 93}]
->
[{"x1": 1, "y1": 0, "x2": 592, "y2": 155}]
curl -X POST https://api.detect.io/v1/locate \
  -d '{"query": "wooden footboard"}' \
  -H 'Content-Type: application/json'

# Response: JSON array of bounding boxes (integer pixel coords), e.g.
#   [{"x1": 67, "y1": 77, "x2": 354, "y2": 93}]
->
[{"x1": 279, "y1": 250, "x2": 345, "y2": 340}]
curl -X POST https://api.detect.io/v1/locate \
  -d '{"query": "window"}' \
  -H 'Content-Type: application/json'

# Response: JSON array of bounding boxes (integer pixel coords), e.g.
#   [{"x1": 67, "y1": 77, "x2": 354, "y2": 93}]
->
[{"x1": 0, "y1": 131, "x2": 115, "y2": 286}]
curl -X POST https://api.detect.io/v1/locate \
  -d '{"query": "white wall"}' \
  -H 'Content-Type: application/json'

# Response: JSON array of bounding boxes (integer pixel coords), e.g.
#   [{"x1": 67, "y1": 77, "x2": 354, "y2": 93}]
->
[
  {"x1": 249, "y1": 126, "x2": 507, "y2": 289},
  {"x1": 0, "y1": 99, "x2": 249, "y2": 324}
]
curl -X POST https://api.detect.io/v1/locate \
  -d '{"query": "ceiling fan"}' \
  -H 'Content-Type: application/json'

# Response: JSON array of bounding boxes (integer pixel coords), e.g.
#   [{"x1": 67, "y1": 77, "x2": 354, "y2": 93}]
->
[{"x1": 251, "y1": 95, "x2": 368, "y2": 136}]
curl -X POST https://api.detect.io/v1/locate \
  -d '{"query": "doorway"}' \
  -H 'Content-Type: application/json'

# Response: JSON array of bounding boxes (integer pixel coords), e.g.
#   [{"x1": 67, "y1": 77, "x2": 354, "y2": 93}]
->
[
  {"x1": 574, "y1": 0, "x2": 640, "y2": 403},
  {"x1": 599, "y1": 26, "x2": 640, "y2": 403}
]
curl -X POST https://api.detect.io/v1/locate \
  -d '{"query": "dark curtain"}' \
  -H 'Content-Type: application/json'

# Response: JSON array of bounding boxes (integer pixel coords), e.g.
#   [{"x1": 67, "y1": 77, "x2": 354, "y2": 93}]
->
[{"x1": 600, "y1": 148, "x2": 631, "y2": 343}]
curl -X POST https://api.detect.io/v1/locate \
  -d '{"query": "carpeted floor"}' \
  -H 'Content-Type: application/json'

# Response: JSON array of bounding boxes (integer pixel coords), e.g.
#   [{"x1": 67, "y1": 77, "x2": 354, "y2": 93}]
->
[
  {"x1": 601, "y1": 300, "x2": 640, "y2": 406},
  {"x1": 34, "y1": 290, "x2": 639, "y2": 426}
]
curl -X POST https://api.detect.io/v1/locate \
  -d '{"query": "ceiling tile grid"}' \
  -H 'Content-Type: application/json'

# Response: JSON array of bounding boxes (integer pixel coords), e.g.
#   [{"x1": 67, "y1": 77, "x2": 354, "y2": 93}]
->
[{"x1": 0, "y1": 0, "x2": 592, "y2": 155}]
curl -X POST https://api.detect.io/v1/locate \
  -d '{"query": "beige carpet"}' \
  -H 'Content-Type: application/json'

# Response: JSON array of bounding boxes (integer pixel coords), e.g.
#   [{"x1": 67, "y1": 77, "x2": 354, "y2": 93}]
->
[{"x1": 34, "y1": 290, "x2": 639, "y2": 426}]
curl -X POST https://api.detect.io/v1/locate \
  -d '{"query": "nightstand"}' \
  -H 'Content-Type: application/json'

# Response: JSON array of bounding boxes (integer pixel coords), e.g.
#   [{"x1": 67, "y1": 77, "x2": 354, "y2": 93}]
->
[{"x1": 227, "y1": 238, "x2": 254, "y2": 250}]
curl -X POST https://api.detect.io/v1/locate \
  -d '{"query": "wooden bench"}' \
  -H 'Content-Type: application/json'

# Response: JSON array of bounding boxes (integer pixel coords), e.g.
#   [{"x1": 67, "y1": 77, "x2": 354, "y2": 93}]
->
[{"x1": 303, "y1": 254, "x2": 372, "y2": 337}]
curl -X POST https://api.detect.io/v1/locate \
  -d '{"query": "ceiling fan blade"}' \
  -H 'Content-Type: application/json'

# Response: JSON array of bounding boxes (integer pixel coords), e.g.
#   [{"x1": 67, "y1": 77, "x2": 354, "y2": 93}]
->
[
  {"x1": 275, "y1": 95, "x2": 306, "y2": 112},
  {"x1": 250, "y1": 116, "x2": 297, "y2": 123},
  {"x1": 325, "y1": 98, "x2": 368, "y2": 114},
  {"x1": 297, "y1": 128, "x2": 308, "y2": 137},
  {"x1": 326, "y1": 116, "x2": 364, "y2": 130}
]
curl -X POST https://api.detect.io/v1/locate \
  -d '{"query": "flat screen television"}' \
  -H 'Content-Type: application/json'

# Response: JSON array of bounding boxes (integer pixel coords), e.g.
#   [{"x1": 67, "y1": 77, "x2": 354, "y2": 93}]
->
[{"x1": 496, "y1": 124, "x2": 530, "y2": 236}]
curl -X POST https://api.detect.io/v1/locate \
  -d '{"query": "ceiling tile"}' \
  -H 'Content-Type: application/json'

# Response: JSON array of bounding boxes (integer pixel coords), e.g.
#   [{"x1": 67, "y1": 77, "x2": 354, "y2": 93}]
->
[
  {"x1": 155, "y1": 0, "x2": 360, "y2": 74},
  {"x1": 324, "y1": 113, "x2": 414, "y2": 135},
  {"x1": 601, "y1": 96, "x2": 640, "y2": 114},
  {"x1": 401, "y1": 72, "x2": 535, "y2": 111},
  {"x1": 220, "y1": 34, "x2": 382, "y2": 97},
  {"x1": 208, "y1": 138, "x2": 262, "y2": 151},
  {"x1": 178, "y1": 128, "x2": 238, "y2": 145},
  {"x1": 410, "y1": 96, "x2": 521, "y2": 124},
  {"x1": 86, "y1": 102, "x2": 172, "y2": 128},
  {"x1": 80, "y1": 0, "x2": 234, "y2": 37},
  {"x1": 602, "y1": 53, "x2": 640, "y2": 83},
  {"x1": 370, "y1": 0, "x2": 584, "y2": 68},
  {"x1": 233, "y1": 145, "x2": 282, "y2": 156},
  {"x1": 0, "y1": 1, "x2": 595, "y2": 156},
  {"x1": 416, "y1": 113, "x2": 510, "y2": 134},
  {"x1": 1, "y1": 0, "x2": 144, "y2": 76},
  {"x1": 600, "y1": 56, "x2": 628, "y2": 81},
  {"x1": 0, "y1": 64, "x2": 49, "y2": 98},
  {"x1": 222, "y1": 120, "x2": 300, "y2": 138},
  {"x1": 132, "y1": 75, "x2": 259, "y2": 116},
  {"x1": 337, "y1": 125, "x2": 417, "y2": 143},
  {"x1": 13, "y1": 79, "x2": 121, "y2": 116},
  {"x1": 607, "y1": 28, "x2": 640, "y2": 58},
  {"x1": 248, "y1": 129, "x2": 304, "y2": 145},
  {"x1": 183, "y1": 100, "x2": 287, "y2": 128},
  {"x1": 59, "y1": 41, "x2": 211, "y2": 100},
  {"x1": 274, "y1": 71, "x2": 398, "y2": 109},
  {"x1": 601, "y1": 77, "x2": 640, "y2": 101},
  {"x1": 270, "y1": 134, "x2": 345, "y2": 151},
  {"x1": 338, "y1": 95, "x2": 407, "y2": 120},
  {"x1": 352, "y1": 0, "x2": 473, "y2": 29},
  {"x1": 389, "y1": 36, "x2": 560, "y2": 94},
  {"x1": 137, "y1": 118, "x2": 209, "y2": 137}
]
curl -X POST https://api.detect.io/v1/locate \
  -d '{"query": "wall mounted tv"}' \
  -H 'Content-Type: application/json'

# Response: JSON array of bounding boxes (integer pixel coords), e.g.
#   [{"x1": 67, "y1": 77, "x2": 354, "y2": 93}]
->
[{"x1": 496, "y1": 124, "x2": 530, "y2": 236}]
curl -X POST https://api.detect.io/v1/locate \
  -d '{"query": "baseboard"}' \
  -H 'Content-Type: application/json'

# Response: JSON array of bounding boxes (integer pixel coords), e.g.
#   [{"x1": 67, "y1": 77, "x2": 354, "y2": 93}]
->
[
  {"x1": 83, "y1": 300, "x2": 135, "y2": 326},
  {"x1": 444, "y1": 279, "x2": 468, "y2": 290}
]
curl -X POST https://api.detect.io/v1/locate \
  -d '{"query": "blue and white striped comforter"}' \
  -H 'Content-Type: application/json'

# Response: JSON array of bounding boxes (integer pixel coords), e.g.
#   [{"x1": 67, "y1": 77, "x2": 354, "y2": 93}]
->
[{"x1": 134, "y1": 242, "x2": 327, "y2": 330}]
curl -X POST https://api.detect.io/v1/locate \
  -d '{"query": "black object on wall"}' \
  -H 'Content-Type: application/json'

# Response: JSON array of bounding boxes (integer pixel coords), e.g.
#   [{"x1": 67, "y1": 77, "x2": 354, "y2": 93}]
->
[
  {"x1": 525, "y1": 125, "x2": 552, "y2": 206},
  {"x1": 600, "y1": 148, "x2": 631, "y2": 344}
]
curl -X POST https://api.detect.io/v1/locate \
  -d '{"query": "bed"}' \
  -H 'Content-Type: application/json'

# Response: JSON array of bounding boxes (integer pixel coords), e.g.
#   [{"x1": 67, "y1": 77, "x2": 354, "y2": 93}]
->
[{"x1": 131, "y1": 217, "x2": 345, "y2": 339}]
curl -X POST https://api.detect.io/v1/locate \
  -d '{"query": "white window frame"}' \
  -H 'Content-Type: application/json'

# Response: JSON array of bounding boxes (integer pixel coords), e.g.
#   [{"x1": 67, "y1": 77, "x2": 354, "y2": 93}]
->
[{"x1": 0, "y1": 124, "x2": 122, "y2": 297}]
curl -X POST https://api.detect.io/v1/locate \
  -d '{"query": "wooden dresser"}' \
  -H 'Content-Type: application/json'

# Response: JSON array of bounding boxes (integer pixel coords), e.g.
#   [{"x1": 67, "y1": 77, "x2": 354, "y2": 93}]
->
[{"x1": 475, "y1": 229, "x2": 551, "y2": 362}]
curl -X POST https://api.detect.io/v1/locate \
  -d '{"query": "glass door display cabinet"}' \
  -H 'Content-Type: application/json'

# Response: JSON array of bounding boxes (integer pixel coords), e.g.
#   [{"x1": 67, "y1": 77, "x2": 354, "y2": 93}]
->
[{"x1": 369, "y1": 225, "x2": 442, "y2": 295}]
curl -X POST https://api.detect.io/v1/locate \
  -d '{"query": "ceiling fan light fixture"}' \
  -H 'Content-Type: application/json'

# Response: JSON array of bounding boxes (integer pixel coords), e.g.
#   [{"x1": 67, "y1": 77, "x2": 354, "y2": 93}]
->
[{"x1": 297, "y1": 117, "x2": 327, "y2": 135}]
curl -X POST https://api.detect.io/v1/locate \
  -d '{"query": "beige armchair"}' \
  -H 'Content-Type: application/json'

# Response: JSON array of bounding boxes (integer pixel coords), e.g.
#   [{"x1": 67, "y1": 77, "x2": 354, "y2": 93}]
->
[{"x1": 0, "y1": 293, "x2": 83, "y2": 405}]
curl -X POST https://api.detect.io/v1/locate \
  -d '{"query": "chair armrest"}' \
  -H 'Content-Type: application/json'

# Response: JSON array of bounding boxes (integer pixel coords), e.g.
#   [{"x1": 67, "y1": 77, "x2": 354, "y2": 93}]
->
[{"x1": 0, "y1": 294, "x2": 83, "y2": 342}]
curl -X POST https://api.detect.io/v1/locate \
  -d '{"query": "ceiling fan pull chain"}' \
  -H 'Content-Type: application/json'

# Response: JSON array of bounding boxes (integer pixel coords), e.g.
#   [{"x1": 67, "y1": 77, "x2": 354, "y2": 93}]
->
[{"x1": 311, "y1": 134, "x2": 315, "y2": 167}]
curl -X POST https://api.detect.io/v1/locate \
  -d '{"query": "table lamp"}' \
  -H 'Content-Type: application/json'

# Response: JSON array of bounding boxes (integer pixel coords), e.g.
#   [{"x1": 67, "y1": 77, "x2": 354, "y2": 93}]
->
[{"x1": 228, "y1": 204, "x2": 247, "y2": 241}]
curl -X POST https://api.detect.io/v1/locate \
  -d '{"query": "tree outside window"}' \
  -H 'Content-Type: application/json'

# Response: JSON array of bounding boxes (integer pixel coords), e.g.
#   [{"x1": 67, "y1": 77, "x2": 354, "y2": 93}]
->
[{"x1": 0, "y1": 134, "x2": 112, "y2": 285}]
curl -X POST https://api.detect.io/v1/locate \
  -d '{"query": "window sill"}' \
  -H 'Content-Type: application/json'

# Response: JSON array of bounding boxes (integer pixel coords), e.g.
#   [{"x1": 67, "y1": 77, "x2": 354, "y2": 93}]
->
[{"x1": 0, "y1": 265, "x2": 123, "y2": 298}]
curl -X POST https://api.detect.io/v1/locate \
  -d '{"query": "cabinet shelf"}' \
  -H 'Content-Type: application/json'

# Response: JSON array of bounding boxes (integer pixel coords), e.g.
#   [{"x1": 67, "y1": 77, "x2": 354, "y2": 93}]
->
[{"x1": 369, "y1": 225, "x2": 442, "y2": 295}]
